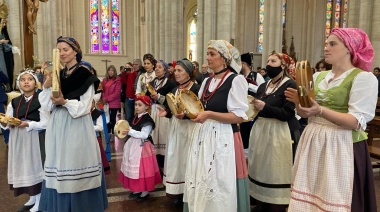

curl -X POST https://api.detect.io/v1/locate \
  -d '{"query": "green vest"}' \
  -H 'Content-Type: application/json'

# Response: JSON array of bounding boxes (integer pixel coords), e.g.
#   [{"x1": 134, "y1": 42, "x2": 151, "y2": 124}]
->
[{"x1": 315, "y1": 69, "x2": 367, "y2": 142}]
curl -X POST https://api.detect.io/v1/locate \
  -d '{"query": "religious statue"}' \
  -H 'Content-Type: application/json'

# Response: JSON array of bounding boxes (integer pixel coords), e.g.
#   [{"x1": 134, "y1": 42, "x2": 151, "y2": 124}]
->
[{"x1": 25, "y1": 0, "x2": 48, "y2": 35}]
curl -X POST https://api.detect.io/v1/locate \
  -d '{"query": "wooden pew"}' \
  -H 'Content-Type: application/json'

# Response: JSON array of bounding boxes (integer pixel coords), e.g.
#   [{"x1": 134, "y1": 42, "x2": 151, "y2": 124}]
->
[{"x1": 367, "y1": 97, "x2": 380, "y2": 167}]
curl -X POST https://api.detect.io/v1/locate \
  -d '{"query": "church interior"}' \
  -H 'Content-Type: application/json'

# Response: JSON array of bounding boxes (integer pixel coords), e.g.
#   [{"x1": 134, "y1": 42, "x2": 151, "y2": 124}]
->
[{"x1": 1, "y1": 0, "x2": 380, "y2": 211}]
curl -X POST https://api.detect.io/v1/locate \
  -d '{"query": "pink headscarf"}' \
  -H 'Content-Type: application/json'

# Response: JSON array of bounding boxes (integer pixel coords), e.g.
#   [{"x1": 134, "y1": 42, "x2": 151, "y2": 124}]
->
[{"x1": 331, "y1": 28, "x2": 374, "y2": 72}]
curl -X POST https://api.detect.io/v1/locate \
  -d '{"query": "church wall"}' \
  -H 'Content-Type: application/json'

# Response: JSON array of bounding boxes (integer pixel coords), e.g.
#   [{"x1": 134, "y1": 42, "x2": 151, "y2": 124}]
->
[{"x1": 6, "y1": 0, "x2": 380, "y2": 78}]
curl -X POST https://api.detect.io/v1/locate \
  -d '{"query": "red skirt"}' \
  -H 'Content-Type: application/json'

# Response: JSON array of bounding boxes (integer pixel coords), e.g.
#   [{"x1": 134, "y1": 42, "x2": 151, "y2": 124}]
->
[
  {"x1": 97, "y1": 137, "x2": 111, "y2": 175},
  {"x1": 118, "y1": 142, "x2": 162, "y2": 192}
]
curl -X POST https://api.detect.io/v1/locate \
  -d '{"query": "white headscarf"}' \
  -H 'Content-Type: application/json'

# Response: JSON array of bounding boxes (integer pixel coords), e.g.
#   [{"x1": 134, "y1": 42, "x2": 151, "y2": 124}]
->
[
  {"x1": 16, "y1": 70, "x2": 39, "y2": 94},
  {"x1": 207, "y1": 40, "x2": 242, "y2": 73}
]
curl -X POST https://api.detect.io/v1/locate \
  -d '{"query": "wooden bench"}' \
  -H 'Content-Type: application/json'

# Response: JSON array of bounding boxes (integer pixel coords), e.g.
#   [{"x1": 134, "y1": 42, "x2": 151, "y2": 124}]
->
[{"x1": 367, "y1": 97, "x2": 380, "y2": 167}]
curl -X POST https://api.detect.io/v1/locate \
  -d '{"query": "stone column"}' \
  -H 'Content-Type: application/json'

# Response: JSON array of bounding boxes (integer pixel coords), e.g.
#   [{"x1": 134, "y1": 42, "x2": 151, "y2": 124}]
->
[
  {"x1": 261, "y1": 0, "x2": 282, "y2": 65},
  {"x1": 216, "y1": 0, "x2": 232, "y2": 41},
  {"x1": 196, "y1": 0, "x2": 216, "y2": 65}
]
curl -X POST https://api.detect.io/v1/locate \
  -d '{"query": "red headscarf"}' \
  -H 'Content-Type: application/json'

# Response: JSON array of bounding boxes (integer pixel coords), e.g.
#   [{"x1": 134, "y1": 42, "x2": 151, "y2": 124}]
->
[
  {"x1": 331, "y1": 28, "x2": 374, "y2": 72},
  {"x1": 270, "y1": 52, "x2": 296, "y2": 79},
  {"x1": 135, "y1": 95, "x2": 151, "y2": 106}
]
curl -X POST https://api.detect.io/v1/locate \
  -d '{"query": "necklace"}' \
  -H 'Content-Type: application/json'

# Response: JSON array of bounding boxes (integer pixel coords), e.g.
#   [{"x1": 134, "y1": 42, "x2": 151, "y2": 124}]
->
[
  {"x1": 260, "y1": 76, "x2": 283, "y2": 99},
  {"x1": 68, "y1": 63, "x2": 77, "y2": 71},
  {"x1": 214, "y1": 68, "x2": 228, "y2": 76},
  {"x1": 16, "y1": 93, "x2": 35, "y2": 119},
  {"x1": 132, "y1": 114, "x2": 144, "y2": 125},
  {"x1": 178, "y1": 79, "x2": 191, "y2": 89},
  {"x1": 154, "y1": 77, "x2": 165, "y2": 90},
  {"x1": 201, "y1": 70, "x2": 230, "y2": 108}
]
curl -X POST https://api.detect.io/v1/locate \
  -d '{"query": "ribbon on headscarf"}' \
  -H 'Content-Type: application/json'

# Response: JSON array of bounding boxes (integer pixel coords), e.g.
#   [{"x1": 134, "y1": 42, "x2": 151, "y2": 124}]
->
[
  {"x1": 208, "y1": 40, "x2": 242, "y2": 73},
  {"x1": 331, "y1": 28, "x2": 374, "y2": 72},
  {"x1": 176, "y1": 59, "x2": 194, "y2": 76},
  {"x1": 57, "y1": 36, "x2": 83, "y2": 62},
  {"x1": 158, "y1": 60, "x2": 169, "y2": 71}
]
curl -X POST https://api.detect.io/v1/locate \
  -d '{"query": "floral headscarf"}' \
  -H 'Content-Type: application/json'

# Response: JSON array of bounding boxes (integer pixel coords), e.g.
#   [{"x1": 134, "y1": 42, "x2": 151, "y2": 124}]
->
[
  {"x1": 270, "y1": 52, "x2": 296, "y2": 79},
  {"x1": 208, "y1": 40, "x2": 242, "y2": 73}
]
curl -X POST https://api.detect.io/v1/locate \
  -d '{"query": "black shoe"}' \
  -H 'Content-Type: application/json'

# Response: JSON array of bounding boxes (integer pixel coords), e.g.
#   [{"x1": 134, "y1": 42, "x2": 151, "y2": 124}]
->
[
  {"x1": 128, "y1": 192, "x2": 142, "y2": 200},
  {"x1": 173, "y1": 198, "x2": 183, "y2": 207},
  {"x1": 17, "y1": 204, "x2": 34, "y2": 212},
  {"x1": 136, "y1": 193, "x2": 150, "y2": 202}
]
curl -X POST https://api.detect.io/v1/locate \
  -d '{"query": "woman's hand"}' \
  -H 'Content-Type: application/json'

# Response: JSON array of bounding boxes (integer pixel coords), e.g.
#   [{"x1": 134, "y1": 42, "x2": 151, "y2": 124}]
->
[
  {"x1": 296, "y1": 98, "x2": 322, "y2": 118},
  {"x1": 0, "y1": 39, "x2": 9, "y2": 44},
  {"x1": 18, "y1": 121, "x2": 29, "y2": 128},
  {"x1": 157, "y1": 106, "x2": 168, "y2": 117},
  {"x1": 191, "y1": 111, "x2": 210, "y2": 123},
  {"x1": 174, "y1": 112, "x2": 185, "y2": 119},
  {"x1": 253, "y1": 99, "x2": 265, "y2": 111},
  {"x1": 43, "y1": 72, "x2": 52, "y2": 89},
  {"x1": 284, "y1": 88, "x2": 300, "y2": 104},
  {"x1": 50, "y1": 92, "x2": 67, "y2": 105},
  {"x1": 150, "y1": 93, "x2": 159, "y2": 101}
]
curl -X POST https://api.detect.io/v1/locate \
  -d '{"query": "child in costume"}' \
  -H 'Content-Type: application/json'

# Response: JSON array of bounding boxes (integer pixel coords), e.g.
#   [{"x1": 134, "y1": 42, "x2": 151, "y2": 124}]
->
[
  {"x1": 2, "y1": 71, "x2": 48, "y2": 212},
  {"x1": 91, "y1": 99, "x2": 111, "y2": 175},
  {"x1": 118, "y1": 95, "x2": 162, "y2": 201}
]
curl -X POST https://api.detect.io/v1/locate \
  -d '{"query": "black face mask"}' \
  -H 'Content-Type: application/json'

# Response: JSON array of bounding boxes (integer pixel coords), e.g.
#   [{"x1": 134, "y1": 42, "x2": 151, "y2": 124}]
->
[{"x1": 266, "y1": 65, "x2": 283, "y2": 79}]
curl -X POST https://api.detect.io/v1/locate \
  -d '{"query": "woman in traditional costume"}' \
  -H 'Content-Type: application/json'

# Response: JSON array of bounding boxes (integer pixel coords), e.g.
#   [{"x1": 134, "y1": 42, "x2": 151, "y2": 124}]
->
[
  {"x1": 285, "y1": 28, "x2": 377, "y2": 212},
  {"x1": 183, "y1": 40, "x2": 250, "y2": 212},
  {"x1": 38, "y1": 36, "x2": 108, "y2": 212}
]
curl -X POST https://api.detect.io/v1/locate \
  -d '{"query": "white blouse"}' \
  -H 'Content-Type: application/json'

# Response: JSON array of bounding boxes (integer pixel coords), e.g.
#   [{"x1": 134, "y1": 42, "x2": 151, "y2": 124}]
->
[
  {"x1": 135, "y1": 72, "x2": 156, "y2": 94},
  {"x1": 199, "y1": 73, "x2": 249, "y2": 119},
  {"x1": 314, "y1": 69, "x2": 378, "y2": 130},
  {"x1": 39, "y1": 85, "x2": 95, "y2": 119}
]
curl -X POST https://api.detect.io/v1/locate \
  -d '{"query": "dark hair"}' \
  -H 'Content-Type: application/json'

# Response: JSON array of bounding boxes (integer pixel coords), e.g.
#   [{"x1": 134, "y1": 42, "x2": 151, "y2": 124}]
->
[
  {"x1": 143, "y1": 53, "x2": 157, "y2": 69},
  {"x1": 315, "y1": 59, "x2": 332, "y2": 70},
  {"x1": 168, "y1": 63, "x2": 173, "y2": 67},
  {"x1": 374, "y1": 67, "x2": 380, "y2": 72}
]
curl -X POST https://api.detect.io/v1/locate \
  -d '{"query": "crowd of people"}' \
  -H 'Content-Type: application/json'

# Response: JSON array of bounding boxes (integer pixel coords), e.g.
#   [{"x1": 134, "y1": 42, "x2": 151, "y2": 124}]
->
[{"x1": 1, "y1": 27, "x2": 379, "y2": 212}]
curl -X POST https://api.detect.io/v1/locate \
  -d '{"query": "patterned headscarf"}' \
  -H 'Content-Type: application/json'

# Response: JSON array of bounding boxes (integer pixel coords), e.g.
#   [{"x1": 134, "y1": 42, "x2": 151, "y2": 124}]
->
[
  {"x1": 135, "y1": 95, "x2": 151, "y2": 107},
  {"x1": 176, "y1": 59, "x2": 194, "y2": 76},
  {"x1": 269, "y1": 51, "x2": 296, "y2": 79},
  {"x1": 80, "y1": 61, "x2": 93, "y2": 71},
  {"x1": 158, "y1": 60, "x2": 169, "y2": 71},
  {"x1": 331, "y1": 28, "x2": 374, "y2": 72},
  {"x1": 57, "y1": 36, "x2": 82, "y2": 62},
  {"x1": 143, "y1": 53, "x2": 157, "y2": 69},
  {"x1": 207, "y1": 40, "x2": 242, "y2": 73},
  {"x1": 17, "y1": 70, "x2": 39, "y2": 94}
]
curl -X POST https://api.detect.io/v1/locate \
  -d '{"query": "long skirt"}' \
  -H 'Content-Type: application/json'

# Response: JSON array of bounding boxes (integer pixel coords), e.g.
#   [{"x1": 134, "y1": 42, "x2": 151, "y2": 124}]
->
[
  {"x1": 163, "y1": 118, "x2": 198, "y2": 197},
  {"x1": 8, "y1": 127, "x2": 43, "y2": 196},
  {"x1": 39, "y1": 172, "x2": 108, "y2": 212},
  {"x1": 97, "y1": 137, "x2": 111, "y2": 175},
  {"x1": 184, "y1": 119, "x2": 237, "y2": 212},
  {"x1": 151, "y1": 104, "x2": 170, "y2": 167},
  {"x1": 289, "y1": 116, "x2": 355, "y2": 211},
  {"x1": 119, "y1": 141, "x2": 162, "y2": 192},
  {"x1": 248, "y1": 117, "x2": 293, "y2": 205}
]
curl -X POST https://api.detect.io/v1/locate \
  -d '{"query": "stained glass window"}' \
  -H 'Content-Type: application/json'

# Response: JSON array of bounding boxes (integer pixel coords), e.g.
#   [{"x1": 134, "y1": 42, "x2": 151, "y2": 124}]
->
[
  {"x1": 257, "y1": 0, "x2": 264, "y2": 53},
  {"x1": 325, "y1": 0, "x2": 348, "y2": 40},
  {"x1": 90, "y1": 0, "x2": 120, "y2": 54},
  {"x1": 189, "y1": 18, "x2": 197, "y2": 61}
]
